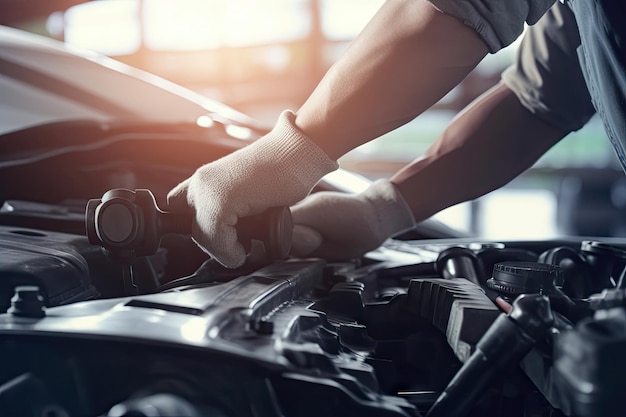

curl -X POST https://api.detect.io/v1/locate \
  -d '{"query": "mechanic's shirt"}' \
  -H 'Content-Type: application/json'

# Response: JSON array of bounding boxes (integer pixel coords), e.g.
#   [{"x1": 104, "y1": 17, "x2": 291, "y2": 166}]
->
[
  {"x1": 427, "y1": 0, "x2": 556, "y2": 52},
  {"x1": 501, "y1": 2, "x2": 595, "y2": 133}
]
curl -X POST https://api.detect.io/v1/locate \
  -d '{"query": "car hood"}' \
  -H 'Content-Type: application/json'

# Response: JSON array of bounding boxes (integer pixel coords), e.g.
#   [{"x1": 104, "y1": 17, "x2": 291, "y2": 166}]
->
[{"x1": 0, "y1": 24, "x2": 266, "y2": 135}]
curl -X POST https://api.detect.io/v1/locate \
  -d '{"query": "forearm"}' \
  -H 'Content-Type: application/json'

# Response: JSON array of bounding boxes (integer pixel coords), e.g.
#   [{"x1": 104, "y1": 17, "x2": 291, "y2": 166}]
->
[
  {"x1": 295, "y1": 0, "x2": 488, "y2": 160},
  {"x1": 390, "y1": 83, "x2": 567, "y2": 222}
]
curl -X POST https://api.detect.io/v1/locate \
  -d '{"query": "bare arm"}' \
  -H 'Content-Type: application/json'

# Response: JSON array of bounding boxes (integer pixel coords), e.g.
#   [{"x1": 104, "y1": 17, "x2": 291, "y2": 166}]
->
[
  {"x1": 295, "y1": 0, "x2": 489, "y2": 160},
  {"x1": 390, "y1": 83, "x2": 567, "y2": 222}
]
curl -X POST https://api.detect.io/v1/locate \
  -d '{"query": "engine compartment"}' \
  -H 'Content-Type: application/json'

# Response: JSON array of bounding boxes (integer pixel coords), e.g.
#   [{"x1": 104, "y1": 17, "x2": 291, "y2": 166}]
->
[{"x1": 1, "y1": 214, "x2": 625, "y2": 417}]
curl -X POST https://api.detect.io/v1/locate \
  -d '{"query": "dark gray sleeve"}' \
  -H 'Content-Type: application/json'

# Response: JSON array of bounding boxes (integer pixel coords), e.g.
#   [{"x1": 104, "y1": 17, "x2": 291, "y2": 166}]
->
[
  {"x1": 501, "y1": 3, "x2": 595, "y2": 132},
  {"x1": 427, "y1": 0, "x2": 555, "y2": 52}
]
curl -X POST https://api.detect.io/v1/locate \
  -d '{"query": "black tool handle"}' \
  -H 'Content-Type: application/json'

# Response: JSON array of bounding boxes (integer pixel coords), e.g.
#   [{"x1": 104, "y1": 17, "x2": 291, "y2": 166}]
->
[{"x1": 86, "y1": 188, "x2": 292, "y2": 261}]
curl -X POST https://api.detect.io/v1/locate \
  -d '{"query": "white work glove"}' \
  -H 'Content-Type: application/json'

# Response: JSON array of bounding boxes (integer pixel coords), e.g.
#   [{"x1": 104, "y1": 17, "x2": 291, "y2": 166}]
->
[
  {"x1": 290, "y1": 179, "x2": 416, "y2": 260},
  {"x1": 167, "y1": 110, "x2": 338, "y2": 268}
]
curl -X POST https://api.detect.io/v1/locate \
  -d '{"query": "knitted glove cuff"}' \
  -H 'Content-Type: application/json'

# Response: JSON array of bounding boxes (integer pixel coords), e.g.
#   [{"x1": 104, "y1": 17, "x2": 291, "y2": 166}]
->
[{"x1": 252, "y1": 110, "x2": 338, "y2": 194}]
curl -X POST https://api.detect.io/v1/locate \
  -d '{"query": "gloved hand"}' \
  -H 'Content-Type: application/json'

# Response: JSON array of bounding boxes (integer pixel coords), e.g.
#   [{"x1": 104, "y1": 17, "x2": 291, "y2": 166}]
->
[
  {"x1": 167, "y1": 110, "x2": 337, "y2": 268},
  {"x1": 290, "y1": 179, "x2": 416, "y2": 260}
]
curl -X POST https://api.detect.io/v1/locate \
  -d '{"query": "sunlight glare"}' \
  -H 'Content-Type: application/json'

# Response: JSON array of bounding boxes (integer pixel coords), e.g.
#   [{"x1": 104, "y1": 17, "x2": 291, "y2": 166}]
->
[
  {"x1": 225, "y1": 124, "x2": 253, "y2": 140},
  {"x1": 143, "y1": 0, "x2": 222, "y2": 50},
  {"x1": 64, "y1": 0, "x2": 141, "y2": 55},
  {"x1": 480, "y1": 190, "x2": 557, "y2": 239},
  {"x1": 64, "y1": 0, "x2": 312, "y2": 53},
  {"x1": 221, "y1": 0, "x2": 310, "y2": 47},
  {"x1": 196, "y1": 115, "x2": 215, "y2": 128},
  {"x1": 180, "y1": 317, "x2": 210, "y2": 343},
  {"x1": 320, "y1": 0, "x2": 385, "y2": 40},
  {"x1": 143, "y1": 0, "x2": 310, "y2": 50}
]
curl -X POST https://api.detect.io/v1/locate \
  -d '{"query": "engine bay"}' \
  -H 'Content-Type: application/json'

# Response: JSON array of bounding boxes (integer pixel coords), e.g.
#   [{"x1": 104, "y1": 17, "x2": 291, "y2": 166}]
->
[{"x1": 1, "y1": 203, "x2": 625, "y2": 417}]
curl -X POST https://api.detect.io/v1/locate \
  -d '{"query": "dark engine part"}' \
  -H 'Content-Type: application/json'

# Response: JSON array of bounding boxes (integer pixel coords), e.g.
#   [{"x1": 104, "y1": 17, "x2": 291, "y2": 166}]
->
[
  {"x1": 427, "y1": 294, "x2": 554, "y2": 417},
  {"x1": 552, "y1": 308, "x2": 626, "y2": 417},
  {"x1": 404, "y1": 278, "x2": 501, "y2": 362},
  {"x1": 85, "y1": 188, "x2": 293, "y2": 262},
  {"x1": 107, "y1": 393, "x2": 207, "y2": 417},
  {"x1": 486, "y1": 262, "x2": 564, "y2": 298},
  {"x1": 4, "y1": 201, "x2": 626, "y2": 417},
  {"x1": 0, "y1": 226, "x2": 100, "y2": 312},
  {"x1": 427, "y1": 240, "x2": 626, "y2": 416}
]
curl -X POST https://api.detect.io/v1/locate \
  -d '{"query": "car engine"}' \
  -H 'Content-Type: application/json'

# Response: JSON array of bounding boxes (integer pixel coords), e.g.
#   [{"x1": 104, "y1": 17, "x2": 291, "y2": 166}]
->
[{"x1": 0, "y1": 190, "x2": 625, "y2": 417}]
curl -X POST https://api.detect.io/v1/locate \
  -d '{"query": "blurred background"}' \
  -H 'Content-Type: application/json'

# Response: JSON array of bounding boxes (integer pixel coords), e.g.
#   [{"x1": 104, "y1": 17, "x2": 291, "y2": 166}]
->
[{"x1": 2, "y1": 0, "x2": 624, "y2": 239}]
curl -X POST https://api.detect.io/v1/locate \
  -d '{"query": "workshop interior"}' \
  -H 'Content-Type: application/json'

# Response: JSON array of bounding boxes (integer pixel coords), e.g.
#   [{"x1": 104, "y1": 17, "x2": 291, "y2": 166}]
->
[{"x1": 1, "y1": 1, "x2": 626, "y2": 417}]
